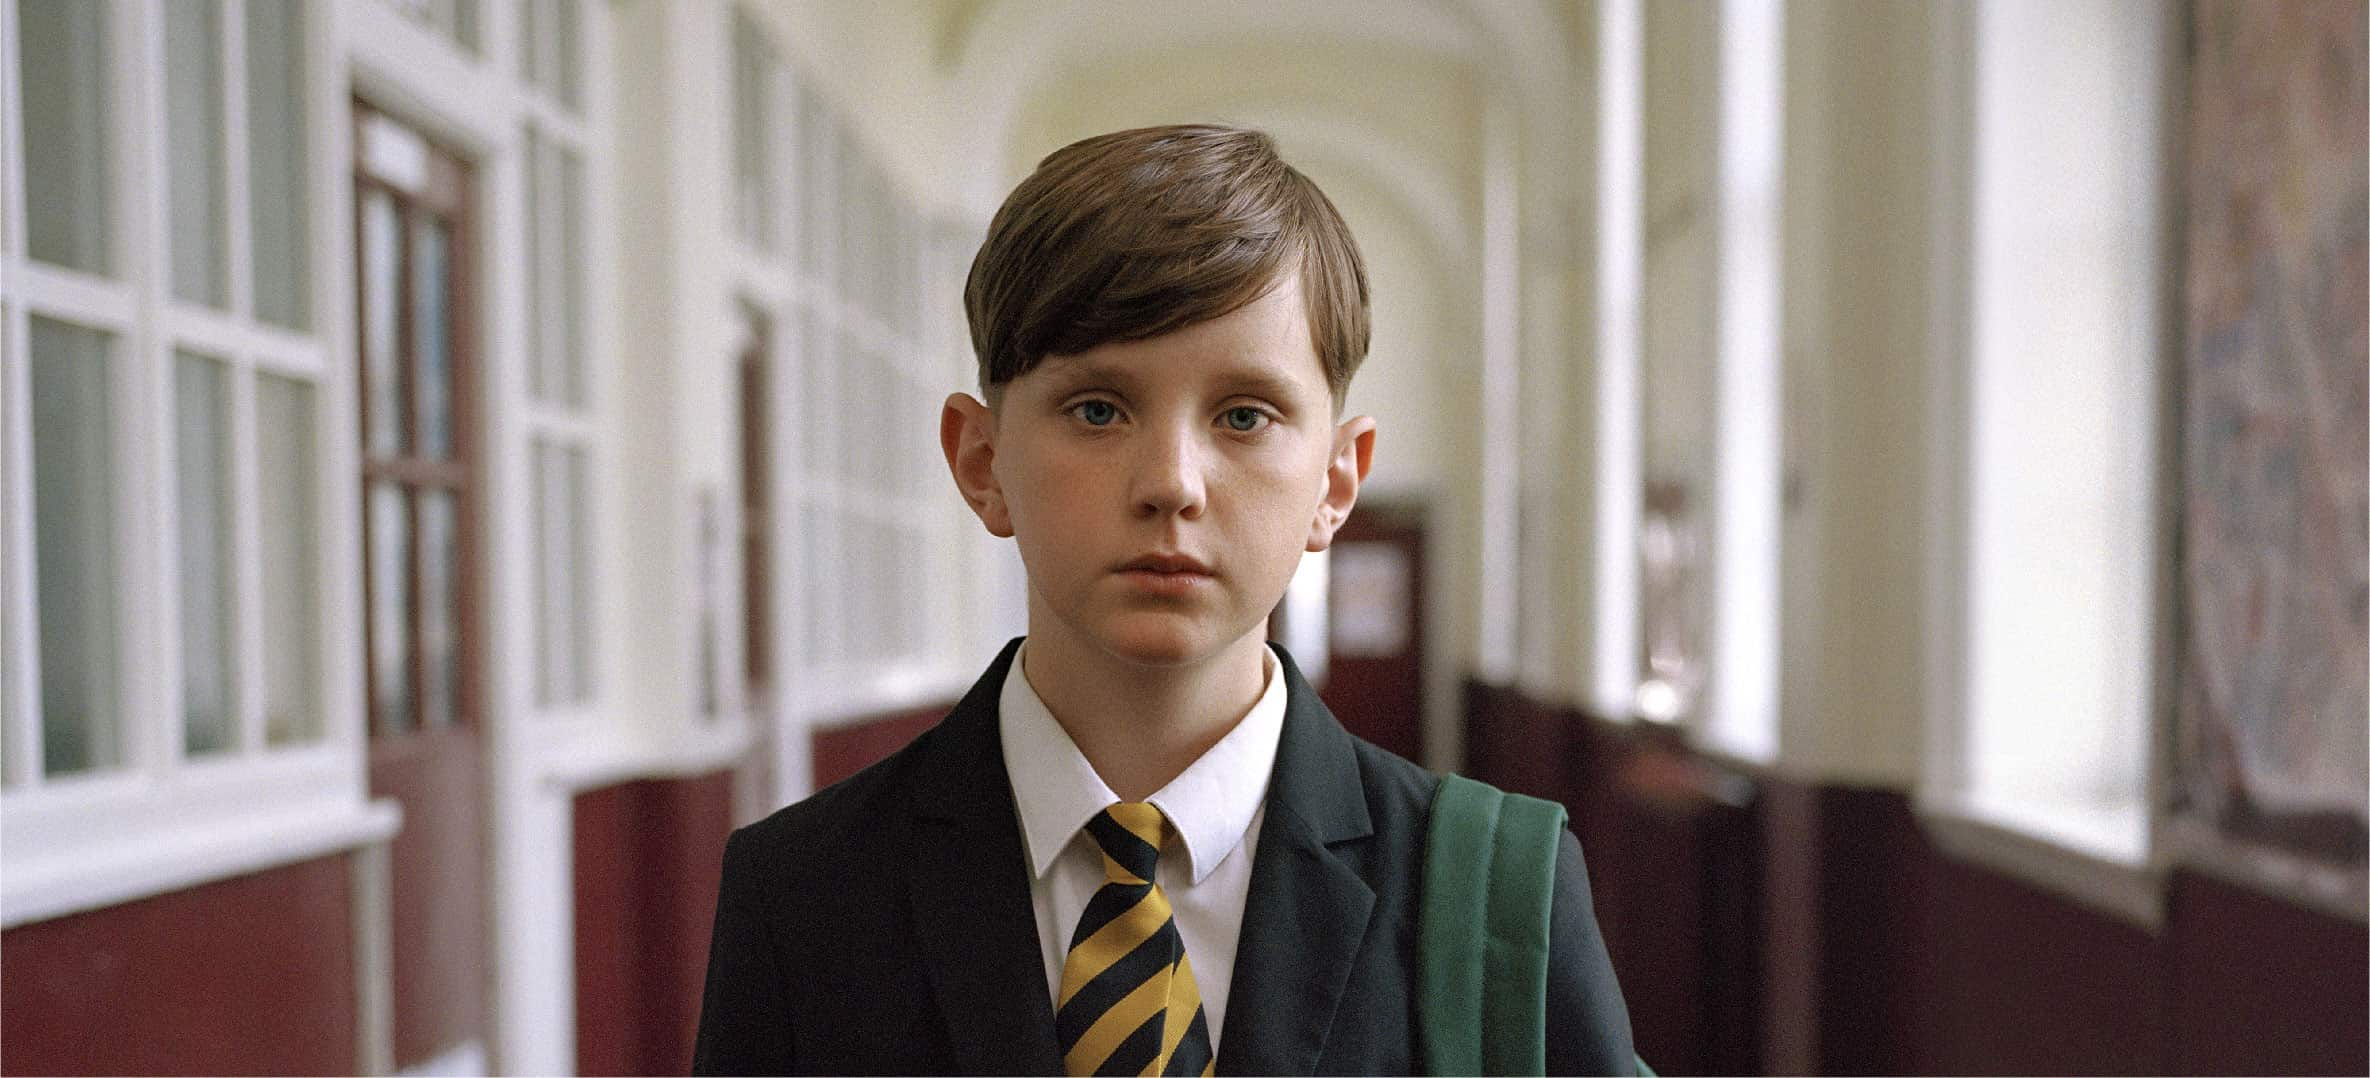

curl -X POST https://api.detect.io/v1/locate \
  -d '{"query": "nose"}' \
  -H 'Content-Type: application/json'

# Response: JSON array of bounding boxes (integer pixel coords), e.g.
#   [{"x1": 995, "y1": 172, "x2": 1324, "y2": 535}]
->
[{"x1": 1130, "y1": 422, "x2": 1207, "y2": 520}]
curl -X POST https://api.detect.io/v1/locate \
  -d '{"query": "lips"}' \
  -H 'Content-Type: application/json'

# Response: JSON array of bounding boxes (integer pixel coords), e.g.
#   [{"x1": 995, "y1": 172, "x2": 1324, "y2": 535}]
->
[{"x1": 1118, "y1": 552, "x2": 1216, "y2": 576}]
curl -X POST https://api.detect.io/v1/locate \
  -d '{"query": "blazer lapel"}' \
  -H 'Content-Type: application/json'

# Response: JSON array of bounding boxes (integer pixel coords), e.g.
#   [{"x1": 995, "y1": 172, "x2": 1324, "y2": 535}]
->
[
  {"x1": 904, "y1": 640, "x2": 1064, "y2": 1076},
  {"x1": 1215, "y1": 646, "x2": 1378, "y2": 1076}
]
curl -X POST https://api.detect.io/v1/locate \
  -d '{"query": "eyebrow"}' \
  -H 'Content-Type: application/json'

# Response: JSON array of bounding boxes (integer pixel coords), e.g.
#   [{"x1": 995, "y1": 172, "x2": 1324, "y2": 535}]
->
[{"x1": 1037, "y1": 358, "x2": 1313, "y2": 406}]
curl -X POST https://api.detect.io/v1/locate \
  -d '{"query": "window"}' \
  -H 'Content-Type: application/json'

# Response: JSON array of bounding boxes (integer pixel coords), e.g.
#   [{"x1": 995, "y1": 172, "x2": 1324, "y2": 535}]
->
[
  {"x1": 6, "y1": 0, "x2": 330, "y2": 785},
  {"x1": 727, "y1": 15, "x2": 971, "y2": 740},
  {"x1": 517, "y1": 0, "x2": 581, "y2": 112},
  {"x1": 1927, "y1": 0, "x2": 2175, "y2": 876},
  {"x1": 733, "y1": 9, "x2": 778, "y2": 252},
  {"x1": 2, "y1": 0, "x2": 354, "y2": 923}
]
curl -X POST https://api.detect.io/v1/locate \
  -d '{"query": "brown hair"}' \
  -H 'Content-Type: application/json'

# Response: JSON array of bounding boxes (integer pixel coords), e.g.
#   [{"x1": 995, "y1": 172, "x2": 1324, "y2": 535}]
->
[{"x1": 964, "y1": 124, "x2": 1370, "y2": 406}]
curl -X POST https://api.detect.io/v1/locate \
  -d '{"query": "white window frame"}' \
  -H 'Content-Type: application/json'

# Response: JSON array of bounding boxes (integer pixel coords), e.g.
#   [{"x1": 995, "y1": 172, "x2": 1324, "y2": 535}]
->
[
  {"x1": 1918, "y1": 0, "x2": 2182, "y2": 926},
  {"x1": 1, "y1": 0, "x2": 395, "y2": 929}
]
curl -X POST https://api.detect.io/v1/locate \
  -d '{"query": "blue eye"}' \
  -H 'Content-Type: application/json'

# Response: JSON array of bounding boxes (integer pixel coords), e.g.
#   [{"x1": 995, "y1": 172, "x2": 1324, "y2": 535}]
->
[
  {"x1": 1074, "y1": 400, "x2": 1118, "y2": 426},
  {"x1": 1223, "y1": 407, "x2": 1269, "y2": 433}
]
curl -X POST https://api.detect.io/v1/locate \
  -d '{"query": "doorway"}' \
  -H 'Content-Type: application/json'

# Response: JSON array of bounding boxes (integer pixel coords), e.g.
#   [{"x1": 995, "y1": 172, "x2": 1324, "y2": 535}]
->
[{"x1": 353, "y1": 99, "x2": 488, "y2": 1071}]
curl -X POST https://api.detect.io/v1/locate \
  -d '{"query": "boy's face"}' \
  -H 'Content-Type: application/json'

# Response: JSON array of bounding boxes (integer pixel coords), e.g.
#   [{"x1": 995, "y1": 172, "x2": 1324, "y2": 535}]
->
[{"x1": 942, "y1": 274, "x2": 1375, "y2": 670}]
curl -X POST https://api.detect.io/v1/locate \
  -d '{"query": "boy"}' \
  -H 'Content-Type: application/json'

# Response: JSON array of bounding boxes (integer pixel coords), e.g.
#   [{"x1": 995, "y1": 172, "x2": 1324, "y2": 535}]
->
[{"x1": 694, "y1": 124, "x2": 1632, "y2": 1076}]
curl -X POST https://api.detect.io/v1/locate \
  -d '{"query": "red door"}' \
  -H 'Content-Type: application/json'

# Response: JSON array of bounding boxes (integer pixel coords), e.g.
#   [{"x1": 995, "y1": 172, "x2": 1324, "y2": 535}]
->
[
  {"x1": 1320, "y1": 500, "x2": 1428, "y2": 763},
  {"x1": 353, "y1": 100, "x2": 489, "y2": 1070}
]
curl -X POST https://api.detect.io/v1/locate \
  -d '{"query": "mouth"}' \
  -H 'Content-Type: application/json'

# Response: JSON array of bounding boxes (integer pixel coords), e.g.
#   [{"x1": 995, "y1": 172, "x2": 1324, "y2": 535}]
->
[
  {"x1": 1114, "y1": 554, "x2": 1218, "y2": 595},
  {"x1": 1117, "y1": 553, "x2": 1216, "y2": 577}
]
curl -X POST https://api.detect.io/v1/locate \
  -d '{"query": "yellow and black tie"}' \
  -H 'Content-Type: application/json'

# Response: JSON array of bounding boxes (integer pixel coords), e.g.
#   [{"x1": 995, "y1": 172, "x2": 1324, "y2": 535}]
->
[{"x1": 1055, "y1": 803, "x2": 1216, "y2": 1077}]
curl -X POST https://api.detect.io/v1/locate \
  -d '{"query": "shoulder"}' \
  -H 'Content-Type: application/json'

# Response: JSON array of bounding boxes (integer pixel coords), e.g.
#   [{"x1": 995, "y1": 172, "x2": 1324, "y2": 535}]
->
[
  {"x1": 1341, "y1": 731, "x2": 1440, "y2": 835},
  {"x1": 721, "y1": 722, "x2": 937, "y2": 889}
]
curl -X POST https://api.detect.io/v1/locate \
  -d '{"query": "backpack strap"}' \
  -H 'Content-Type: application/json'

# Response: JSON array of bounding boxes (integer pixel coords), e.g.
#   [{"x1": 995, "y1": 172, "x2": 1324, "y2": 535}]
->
[{"x1": 1419, "y1": 773, "x2": 1567, "y2": 1076}]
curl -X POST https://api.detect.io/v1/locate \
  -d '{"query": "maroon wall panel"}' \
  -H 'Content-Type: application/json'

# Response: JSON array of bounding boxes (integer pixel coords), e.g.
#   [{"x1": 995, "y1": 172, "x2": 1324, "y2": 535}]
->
[
  {"x1": 1809, "y1": 786, "x2": 1929, "y2": 1077},
  {"x1": 1463, "y1": 683, "x2": 2368, "y2": 1077},
  {"x1": 811, "y1": 705, "x2": 950, "y2": 789},
  {"x1": 2167, "y1": 870, "x2": 2369, "y2": 1076},
  {"x1": 1460, "y1": 679, "x2": 1569, "y2": 802},
  {"x1": 574, "y1": 785, "x2": 642, "y2": 1077},
  {"x1": 574, "y1": 769, "x2": 735, "y2": 1077},
  {"x1": 0, "y1": 854, "x2": 358, "y2": 1076}
]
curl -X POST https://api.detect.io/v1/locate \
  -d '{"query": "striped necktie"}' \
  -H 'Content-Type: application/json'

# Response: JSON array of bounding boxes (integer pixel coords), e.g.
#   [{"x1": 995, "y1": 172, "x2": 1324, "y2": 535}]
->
[{"x1": 1056, "y1": 803, "x2": 1216, "y2": 1077}]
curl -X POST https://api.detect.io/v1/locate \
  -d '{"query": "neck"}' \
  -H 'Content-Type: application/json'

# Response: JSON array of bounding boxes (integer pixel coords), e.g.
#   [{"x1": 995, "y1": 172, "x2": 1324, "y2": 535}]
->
[{"x1": 1020, "y1": 615, "x2": 1270, "y2": 803}]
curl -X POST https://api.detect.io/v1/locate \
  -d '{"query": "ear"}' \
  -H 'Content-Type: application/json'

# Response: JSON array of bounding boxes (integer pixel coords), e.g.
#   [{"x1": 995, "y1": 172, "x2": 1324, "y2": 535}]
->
[
  {"x1": 1307, "y1": 414, "x2": 1377, "y2": 552},
  {"x1": 941, "y1": 393, "x2": 1013, "y2": 537}
]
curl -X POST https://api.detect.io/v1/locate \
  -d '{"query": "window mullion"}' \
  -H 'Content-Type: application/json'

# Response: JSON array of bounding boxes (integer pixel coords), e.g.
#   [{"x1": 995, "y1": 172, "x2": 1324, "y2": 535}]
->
[
  {"x1": 0, "y1": 0, "x2": 23, "y2": 267},
  {"x1": 124, "y1": 0, "x2": 175, "y2": 777},
  {"x1": 2, "y1": 308, "x2": 39, "y2": 789}
]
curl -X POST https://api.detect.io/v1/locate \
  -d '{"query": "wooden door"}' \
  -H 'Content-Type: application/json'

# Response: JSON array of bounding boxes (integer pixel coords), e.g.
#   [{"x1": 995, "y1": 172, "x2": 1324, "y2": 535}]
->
[
  {"x1": 353, "y1": 100, "x2": 488, "y2": 1070},
  {"x1": 1320, "y1": 500, "x2": 1428, "y2": 763}
]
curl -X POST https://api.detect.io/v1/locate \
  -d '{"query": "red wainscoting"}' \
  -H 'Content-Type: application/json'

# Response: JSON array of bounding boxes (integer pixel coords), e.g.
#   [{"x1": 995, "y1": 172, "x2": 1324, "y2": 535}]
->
[
  {"x1": 0, "y1": 854, "x2": 360, "y2": 1076},
  {"x1": 1462, "y1": 681, "x2": 2370, "y2": 1078},
  {"x1": 573, "y1": 769, "x2": 735, "y2": 1077},
  {"x1": 2167, "y1": 869, "x2": 2370, "y2": 1076}
]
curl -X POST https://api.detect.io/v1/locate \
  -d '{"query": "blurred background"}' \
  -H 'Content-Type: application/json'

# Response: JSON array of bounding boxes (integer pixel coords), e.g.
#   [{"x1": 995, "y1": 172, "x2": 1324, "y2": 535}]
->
[{"x1": 0, "y1": 0, "x2": 2363, "y2": 1074}]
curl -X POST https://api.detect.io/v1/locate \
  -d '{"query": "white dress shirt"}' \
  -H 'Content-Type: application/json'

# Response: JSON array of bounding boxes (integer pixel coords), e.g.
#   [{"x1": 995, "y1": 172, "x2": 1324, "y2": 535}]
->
[{"x1": 997, "y1": 639, "x2": 1290, "y2": 1058}]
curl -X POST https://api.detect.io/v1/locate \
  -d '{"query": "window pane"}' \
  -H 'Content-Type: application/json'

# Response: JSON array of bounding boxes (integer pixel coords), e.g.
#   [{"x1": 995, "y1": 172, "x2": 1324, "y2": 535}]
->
[
  {"x1": 414, "y1": 216, "x2": 452, "y2": 457},
  {"x1": 368, "y1": 482, "x2": 412, "y2": 735},
  {"x1": 166, "y1": 0, "x2": 228, "y2": 307},
  {"x1": 361, "y1": 189, "x2": 406, "y2": 455},
  {"x1": 734, "y1": 13, "x2": 773, "y2": 251},
  {"x1": 20, "y1": 0, "x2": 114, "y2": 275},
  {"x1": 794, "y1": 84, "x2": 826, "y2": 277},
  {"x1": 531, "y1": 442, "x2": 592, "y2": 707},
  {"x1": 554, "y1": 0, "x2": 581, "y2": 110},
  {"x1": 257, "y1": 374, "x2": 323, "y2": 745},
  {"x1": 515, "y1": 0, "x2": 540, "y2": 87},
  {"x1": 557, "y1": 147, "x2": 586, "y2": 407},
  {"x1": 30, "y1": 318, "x2": 120, "y2": 775},
  {"x1": 247, "y1": 0, "x2": 312, "y2": 330},
  {"x1": 419, "y1": 489, "x2": 457, "y2": 729},
  {"x1": 415, "y1": 0, "x2": 478, "y2": 53},
  {"x1": 176, "y1": 352, "x2": 236, "y2": 756}
]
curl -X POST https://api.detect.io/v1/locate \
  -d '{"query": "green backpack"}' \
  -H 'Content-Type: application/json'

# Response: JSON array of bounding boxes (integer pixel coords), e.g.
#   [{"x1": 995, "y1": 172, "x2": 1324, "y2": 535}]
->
[{"x1": 1419, "y1": 774, "x2": 1654, "y2": 1077}]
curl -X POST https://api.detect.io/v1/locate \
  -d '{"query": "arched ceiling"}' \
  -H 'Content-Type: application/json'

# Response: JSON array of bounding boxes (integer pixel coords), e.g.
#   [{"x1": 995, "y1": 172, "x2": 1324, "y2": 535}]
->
[{"x1": 931, "y1": 0, "x2": 1580, "y2": 219}]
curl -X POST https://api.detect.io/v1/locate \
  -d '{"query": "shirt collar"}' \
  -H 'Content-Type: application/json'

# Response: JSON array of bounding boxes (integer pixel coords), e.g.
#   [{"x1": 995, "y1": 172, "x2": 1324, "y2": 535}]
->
[{"x1": 998, "y1": 639, "x2": 1289, "y2": 885}]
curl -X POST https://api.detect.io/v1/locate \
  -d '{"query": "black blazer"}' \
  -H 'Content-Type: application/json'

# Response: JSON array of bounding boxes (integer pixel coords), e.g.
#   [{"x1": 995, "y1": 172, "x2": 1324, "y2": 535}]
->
[{"x1": 693, "y1": 639, "x2": 1633, "y2": 1075}]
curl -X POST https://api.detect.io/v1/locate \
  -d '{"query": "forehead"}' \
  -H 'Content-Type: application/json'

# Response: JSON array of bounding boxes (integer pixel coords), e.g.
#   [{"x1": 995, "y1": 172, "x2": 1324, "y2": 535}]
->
[{"x1": 1020, "y1": 279, "x2": 1326, "y2": 398}]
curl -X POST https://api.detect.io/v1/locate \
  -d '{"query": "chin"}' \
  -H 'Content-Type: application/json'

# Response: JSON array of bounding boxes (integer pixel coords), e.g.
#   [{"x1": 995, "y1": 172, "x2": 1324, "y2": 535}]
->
[{"x1": 1093, "y1": 614, "x2": 1230, "y2": 669}]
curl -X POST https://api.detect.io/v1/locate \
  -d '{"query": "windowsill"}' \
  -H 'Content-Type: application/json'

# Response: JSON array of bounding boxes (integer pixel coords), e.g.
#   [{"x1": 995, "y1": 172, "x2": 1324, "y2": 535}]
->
[
  {"x1": 1917, "y1": 791, "x2": 2163, "y2": 928},
  {"x1": 538, "y1": 718, "x2": 754, "y2": 793},
  {"x1": 1, "y1": 794, "x2": 401, "y2": 929}
]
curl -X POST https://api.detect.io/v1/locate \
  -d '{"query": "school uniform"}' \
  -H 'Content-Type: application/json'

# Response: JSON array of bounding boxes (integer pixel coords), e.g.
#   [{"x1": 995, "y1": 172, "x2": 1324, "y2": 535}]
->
[{"x1": 692, "y1": 637, "x2": 1633, "y2": 1075}]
